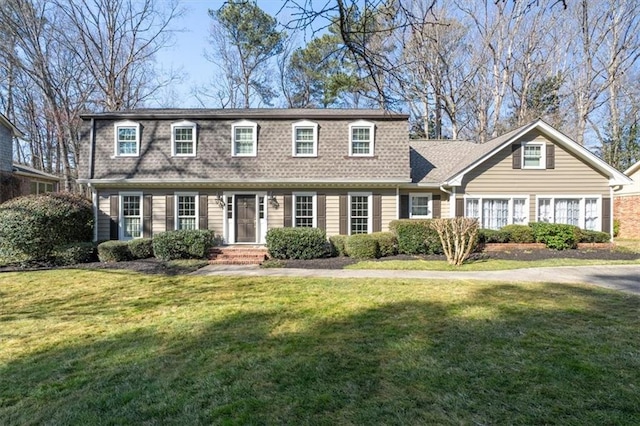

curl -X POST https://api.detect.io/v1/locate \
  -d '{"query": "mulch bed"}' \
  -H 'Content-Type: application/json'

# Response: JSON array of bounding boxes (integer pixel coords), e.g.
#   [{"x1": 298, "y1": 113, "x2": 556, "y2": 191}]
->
[{"x1": 0, "y1": 258, "x2": 205, "y2": 276}]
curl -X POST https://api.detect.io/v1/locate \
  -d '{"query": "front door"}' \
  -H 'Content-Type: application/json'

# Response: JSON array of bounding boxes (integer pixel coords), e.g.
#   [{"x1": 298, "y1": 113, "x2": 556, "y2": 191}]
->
[{"x1": 235, "y1": 195, "x2": 256, "y2": 243}]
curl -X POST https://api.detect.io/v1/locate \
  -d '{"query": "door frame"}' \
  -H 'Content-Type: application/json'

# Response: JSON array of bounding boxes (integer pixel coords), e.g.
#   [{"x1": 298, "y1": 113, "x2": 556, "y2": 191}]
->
[{"x1": 223, "y1": 191, "x2": 268, "y2": 244}]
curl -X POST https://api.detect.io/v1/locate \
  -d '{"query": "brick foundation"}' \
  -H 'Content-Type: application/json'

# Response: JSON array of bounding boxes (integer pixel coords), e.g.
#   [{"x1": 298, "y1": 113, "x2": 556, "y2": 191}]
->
[{"x1": 614, "y1": 195, "x2": 640, "y2": 239}]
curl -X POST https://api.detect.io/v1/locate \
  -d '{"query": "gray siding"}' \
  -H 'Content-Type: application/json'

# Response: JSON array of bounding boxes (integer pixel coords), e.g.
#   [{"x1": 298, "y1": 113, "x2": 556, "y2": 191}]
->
[{"x1": 0, "y1": 124, "x2": 12, "y2": 173}]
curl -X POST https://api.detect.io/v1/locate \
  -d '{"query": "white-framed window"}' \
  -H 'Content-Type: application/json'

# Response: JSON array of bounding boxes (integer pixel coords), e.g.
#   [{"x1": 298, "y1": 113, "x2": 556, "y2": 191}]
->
[
  {"x1": 30, "y1": 181, "x2": 55, "y2": 194},
  {"x1": 292, "y1": 120, "x2": 318, "y2": 157},
  {"x1": 536, "y1": 196, "x2": 601, "y2": 231},
  {"x1": 349, "y1": 192, "x2": 372, "y2": 234},
  {"x1": 171, "y1": 120, "x2": 197, "y2": 156},
  {"x1": 120, "y1": 192, "x2": 143, "y2": 240},
  {"x1": 465, "y1": 196, "x2": 530, "y2": 230},
  {"x1": 349, "y1": 120, "x2": 375, "y2": 157},
  {"x1": 409, "y1": 193, "x2": 433, "y2": 219},
  {"x1": 231, "y1": 120, "x2": 258, "y2": 157},
  {"x1": 114, "y1": 121, "x2": 140, "y2": 157},
  {"x1": 522, "y1": 141, "x2": 545, "y2": 169},
  {"x1": 175, "y1": 192, "x2": 198, "y2": 230},
  {"x1": 293, "y1": 192, "x2": 316, "y2": 227}
]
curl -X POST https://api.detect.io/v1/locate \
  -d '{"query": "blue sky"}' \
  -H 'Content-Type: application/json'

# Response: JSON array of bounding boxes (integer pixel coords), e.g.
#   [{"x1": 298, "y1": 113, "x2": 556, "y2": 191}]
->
[{"x1": 156, "y1": 0, "x2": 308, "y2": 107}]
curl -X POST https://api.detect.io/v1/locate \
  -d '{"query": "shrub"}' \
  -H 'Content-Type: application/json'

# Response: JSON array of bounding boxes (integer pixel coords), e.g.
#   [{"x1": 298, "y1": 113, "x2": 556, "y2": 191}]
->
[
  {"x1": 345, "y1": 234, "x2": 379, "y2": 259},
  {"x1": 153, "y1": 229, "x2": 217, "y2": 261},
  {"x1": 477, "y1": 229, "x2": 510, "y2": 244},
  {"x1": 265, "y1": 227, "x2": 329, "y2": 260},
  {"x1": 389, "y1": 220, "x2": 442, "y2": 255},
  {"x1": 128, "y1": 238, "x2": 154, "y2": 259},
  {"x1": 613, "y1": 219, "x2": 620, "y2": 237},
  {"x1": 500, "y1": 224, "x2": 535, "y2": 243},
  {"x1": 579, "y1": 230, "x2": 611, "y2": 243},
  {"x1": 53, "y1": 242, "x2": 98, "y2": 266},
  {"x1": 98, "y1": 241, "x2": 131, "y2": 262},
  {"x1": 370, "y1": 232, "x2": 398, "y2": 257},
  {"x1": 329, "y1": 235, "x2": 349, "y2": 256},
  {"x1": 0, "y1": 192, "x2": 93, "y2": 261},
  {"x1": 431, "y1": 218, "x2": 479, "y2": 266},
  {"x1": 529, "y1": 222, "x2": 580, "y2": 250}
]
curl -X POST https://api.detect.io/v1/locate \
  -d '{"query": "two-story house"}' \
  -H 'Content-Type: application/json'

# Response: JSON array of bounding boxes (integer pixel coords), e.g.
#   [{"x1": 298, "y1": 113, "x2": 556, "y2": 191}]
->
[{"x1": 78, "y1": 109, "x2": 630, "y2": 243}]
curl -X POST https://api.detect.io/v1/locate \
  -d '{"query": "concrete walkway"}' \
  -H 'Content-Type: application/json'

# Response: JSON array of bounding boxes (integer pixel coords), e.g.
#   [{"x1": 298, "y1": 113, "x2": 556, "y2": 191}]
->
[{"x1": 192, "y1": 264, "x2": 640, "y2": 295}]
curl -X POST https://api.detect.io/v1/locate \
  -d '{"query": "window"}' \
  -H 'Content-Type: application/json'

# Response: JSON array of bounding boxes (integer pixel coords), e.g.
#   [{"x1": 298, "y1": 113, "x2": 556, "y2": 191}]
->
[
  {"x1": 522, "y1": 142, "x2": 545, "y2": 169},
  {"x1": 114, "y1": 121, "x2": 140, "y2": 156},
  {"x1": 120, "y1": 193, "x2": 142, "y2": 240},
  {"x1": 465, "y1": 196, "x2": 529, "y2": 230},
  {"x1": 176, "y1": 193, "x2": 198, "y2": 230},
  {"x1": 30, "y1": 181, "x2": 54, "y2": 194},
  {"x1": 172, "y1": 121, "x2": 197, "y2": 156},
  {"x1": 293, "y1": 192, "x2": 316, "y2": 227},
  {"x1": 410, "y1": 193, "x2": 432, "y2": 218},
  {"x1": 232, "y1": 120, "x2": 257, "y2": 156},
  {"x1": 349, "y1": 120, "x2": 375, "y2": 156},
  {"x1": 349, "y1": 192, "x2": 372, "y2": 234},
  {"x1": 292, "y1": 121, "x2": 318, "y2": 157},
  {"x1": 537, "y1": 196, "x2": 600, "y2": 231}
]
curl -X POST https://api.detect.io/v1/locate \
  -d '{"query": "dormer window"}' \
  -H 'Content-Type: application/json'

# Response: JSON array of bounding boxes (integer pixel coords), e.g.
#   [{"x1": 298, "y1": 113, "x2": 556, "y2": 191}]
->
[
  {"x1": 114, "y1": 121, "x2": 140, "y2": 157},
  {"x1": 232, "y1": 120, "x2": 257, "y2": 157},
  {"x1": 522, "y1": 141, "x2": 545, "y2": 169},
  {"x1": 292, "y1": 120, "x2": 318, "y2": 157},
  {"x1": 171, "y1": 120, "x2": 197, "y2": 157},
  {"x1": 349, "y1": 120, "x2": 375, "y2": 157}
]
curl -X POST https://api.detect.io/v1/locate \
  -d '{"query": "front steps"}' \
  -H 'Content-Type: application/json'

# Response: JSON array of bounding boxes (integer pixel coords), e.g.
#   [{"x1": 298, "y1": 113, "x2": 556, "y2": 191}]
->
[{"x1": 209, "y1": 246, "x2": 269, "y2": 265}]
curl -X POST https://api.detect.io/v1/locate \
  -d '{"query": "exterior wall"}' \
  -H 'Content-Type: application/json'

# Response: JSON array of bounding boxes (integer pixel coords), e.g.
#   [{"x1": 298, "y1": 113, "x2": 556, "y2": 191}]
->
[
  {"x1": 614, "y1": 195, "x2": 640, "y2": 238},
  {"x1": 616, "y1": 168, "x2": 640, "y2": 196},
  {"x1": 0, "y1": 124, "x2": 12, "y2": 173},
  {"x1": 462, "y1": 129, "x2": 611, "y2": 226}
]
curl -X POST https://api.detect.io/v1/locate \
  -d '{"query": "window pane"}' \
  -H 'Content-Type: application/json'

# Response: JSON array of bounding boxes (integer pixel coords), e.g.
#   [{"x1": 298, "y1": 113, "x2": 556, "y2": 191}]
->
[
  {"x1": 235, "y1": 127, "x2": 254, "y2": 154},
  {"x1": 122, "y1": 195, "x2": 141, "y2": 239},
  {"x1": 118, "y1": 127, "x2": 138, "y2": 155},
  {"x1": 585, "y1": 198, "x2": 598, "y2": 231},
  {"x1": 30, "y1": 182, "x2": 37, "y2": 194},
  {"x1": 295, "y1": 195, "x2": 314, "y2": 227},
  {"x1": 123, "y1": 218, "x2": 141, "y2": 239},
  {"x1": 351, "y1": 127, "x2": 371, "y2": 155},
  {"x1": 523, "y1": 144, "x2": 542, "y2": 167},
  {"x1": 555, "y1": 199, "x2": 580, "y2": 226},
  {"x1": 177, "y1": 195, "x2": 197, "y2": 230},
  {"x1": 538, "y1": 199, "x2": 552, "y2": 222},
  {"x1": 512, "y1": 199, "x2": 527, "y2": 224},
  {"x1": 175, "y1": 127, "x2": 194, "y2": 154},
  {"x1": 295, "y1": 128, "x2": 315, "y2": 155},
  {"x1": 482, "y1": 199, "x2": 508, "y2": 229},
  {"x1": 122, "y1": 196, "x2": 140, "y2": 216},
  {"x1": 411, "y1": 196, "x2": 430, "y2": 217},
  {"x1": 466, "y1": 199, "x2": 480, "y2": 219},
  {"x1": 351, "y1": 195, "x2": 369, "y2": 234}
]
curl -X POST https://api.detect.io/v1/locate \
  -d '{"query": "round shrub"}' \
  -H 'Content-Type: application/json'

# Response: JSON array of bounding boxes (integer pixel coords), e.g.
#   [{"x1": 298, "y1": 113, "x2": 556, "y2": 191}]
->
[
  {"x1": 266, "y1": 227, "x2": 329, "y2": 260},
  {"x1": 579, "y1": 229, "x2": 610, "y2": 243},
  {"x1": 529, "y1": 222, "x2": 580, "y2": 250},
  {"x1": 370, "y1": 232, "x2": 398, "y2": 257},
  {"x1": 128, "y1": 238, "x2": 154, "y2": 259},
  {"x1": 53, "y1": 242, "x2": 98, "y2": 266},
  {"x1": 0, "y1": 192, "x2": 93, "y2": 261},
  {"x1": 500, "y1": 225, "x2": 535, "y2": 243},
  {"x1": 345, "y1": 234, "x2": 379, "y2": 259},
  {"x1": 477, "y1": 229, "x2": 510, "y2": 244},
  {"x1": 98, "y1": 241, "x2": 132, "y2": 262},
  {"x1": 329, "y1": 235, "x2": 348, "y2": 256},
  {"x1": 152, "y1": 230, "x2": 217, "y2": 261},
  {"x1": 389, "y1": 220, "x2": 442, "y2": 255}
]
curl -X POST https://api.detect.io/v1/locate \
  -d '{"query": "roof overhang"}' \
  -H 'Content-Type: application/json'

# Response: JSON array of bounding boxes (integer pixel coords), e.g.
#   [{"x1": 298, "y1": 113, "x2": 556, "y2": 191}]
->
[
  {"x1": 12, "y1": 164, "x2": 59, "y2": 181},
  {"x1": 444, "y1": 120, "x2": 632, "y2": 187},
  {"x1": 0, "y1": 113, "x2": 25, "y2": 138}
]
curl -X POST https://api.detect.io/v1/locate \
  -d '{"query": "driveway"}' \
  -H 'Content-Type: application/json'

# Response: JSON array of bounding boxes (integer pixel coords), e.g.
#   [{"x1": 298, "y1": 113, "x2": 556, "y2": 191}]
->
[{"x1": 192, "y1": 264, "x2": 640, "y2": 295}]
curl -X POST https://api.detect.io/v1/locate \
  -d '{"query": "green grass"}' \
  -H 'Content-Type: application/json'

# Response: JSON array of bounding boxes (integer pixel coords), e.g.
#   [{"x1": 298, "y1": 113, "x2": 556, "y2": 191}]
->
[
  {"x1": 347, "y1": 257, "x2": 640, "y2": 271},
  {"x1": 1, "y1": 270, "x2": 639, "y2": 424},
  {"x1": 616, "y1": 239, "x2": 640, "y2": 253}
]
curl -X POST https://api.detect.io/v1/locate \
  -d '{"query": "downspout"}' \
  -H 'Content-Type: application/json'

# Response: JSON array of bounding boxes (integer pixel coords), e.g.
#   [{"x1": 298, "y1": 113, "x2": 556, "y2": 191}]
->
[
  {"x1": 88, "y1": 119, "x2": 97, "y2": 242},
  {"x1": 396, "y1": 186, "x2": 400, "y2": 219},
  {"x1": 88, "y1": 118, "x2": 95, "y2": 180},
  {"x1": 610, "y1": 186, "x2": 614, "y2": 242},
  {"x1": 90, "y1": 183, "x2": 98, "y2": 242}
]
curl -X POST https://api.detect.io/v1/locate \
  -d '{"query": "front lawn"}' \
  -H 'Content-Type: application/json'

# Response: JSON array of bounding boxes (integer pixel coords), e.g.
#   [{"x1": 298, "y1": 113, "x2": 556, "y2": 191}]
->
[{"x1": 1, "y1": 270, "x2": 639, "y2": 424}]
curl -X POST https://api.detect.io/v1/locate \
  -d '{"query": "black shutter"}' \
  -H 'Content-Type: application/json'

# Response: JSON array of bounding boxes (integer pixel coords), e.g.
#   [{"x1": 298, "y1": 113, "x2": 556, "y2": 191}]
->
[
  {"x1": 199, "y1": 195, "x2": 208, "y2": 230},
  {"x1": 109, "y1": 195, "x2": 119, "y2": 240},
  {"x1": 400, "y1": 194, "x2": 409, "y2": 218},
  {"x1": 546, "y1": 144, "x2": 555, "y2": 169},
  {"x1": 432, "y1": 194, "x2": 441, "y2": 218},
  {"x1": 317, "y1": 194, "x2": 326, "y2": 231},
  {"x1": 283, "y1": 194, "x2": 292, "y2": 227},
  {"x1": 455, "y1": 198, "x2": 464, "y2": 217},
  {"x1": 512, "y1": 144, "x2": 522, "y2": 169},
  {"x1": 373, "y1": 194, "x2": 382, "y2": 232},
  {"x1": 166, "y1": 195, "x2": 174, "y2": 231},
  {"x1": 602, "y1": 197, "x2": 611, "y2": 234},
  {"x1": 143, "y1": 195, "x2": 152, "y2": 238},
  {"x1": 339, "y1": 195, "x2": 348, "y2": 235}
]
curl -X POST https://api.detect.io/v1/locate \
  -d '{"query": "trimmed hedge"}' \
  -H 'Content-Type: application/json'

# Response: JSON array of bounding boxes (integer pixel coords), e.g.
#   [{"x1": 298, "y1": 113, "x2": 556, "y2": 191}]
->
[
  {"x1": 478, "y1": 229, "x2": 510, "y2": 244},
  {"x1": 345, "y1": 234, "x2": 378, "y2": 259},
  {"x1": 153, "y1": 229, "x2": 217, "y2": 261},
  {"x1": 500, "y1": 224, "x2": 535, "y2": 243},
  {"x1": 530, "y1": 222, "x2": 580, "y2": 250},
  {"x1": 266, "y1": 227, "x2": 329, "y2": 260},
  {"x1": 129, "y1": 238, "x2": 154, "y2": 259},
  {"x1": 329, "y1": 235, "x2": 348, "y2": 256},
  {"x1": 98, "y1": 241, "x2": 131, "y2": 262},
  {"x1": 54, "y1": 242, "x2": 98, "y2": 266},
  {"x1": 0, "y1": 192, "x2": 93, "y2": 261},
  {"x1": 370, "y1": 232, "x2": 398, "y2": 257},
  {"x1": 389, "y1": 219, "x2": 442, "y2": 255},
  {"x1": 579, "y1": 230, "x2": 610, "y2": 243}
]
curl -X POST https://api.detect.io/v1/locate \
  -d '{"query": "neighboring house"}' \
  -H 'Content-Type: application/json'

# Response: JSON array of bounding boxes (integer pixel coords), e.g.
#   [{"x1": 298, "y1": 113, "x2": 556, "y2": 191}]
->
[
  {"x1": 614, "y1": 161, "x2": 640, "y2": 238},
  {"x1": 78, "y1": 110, "x2": 630, "y2": 243},
  {"x1": 0, "y1": 113, "x2": 59, "y2": 203}
]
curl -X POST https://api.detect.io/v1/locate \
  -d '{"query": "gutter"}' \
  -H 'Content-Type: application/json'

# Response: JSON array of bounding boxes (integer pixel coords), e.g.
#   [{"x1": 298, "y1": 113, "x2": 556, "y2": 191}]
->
[{"x1": 88, "y1": 118, "x2": 95, "y2": 180}]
